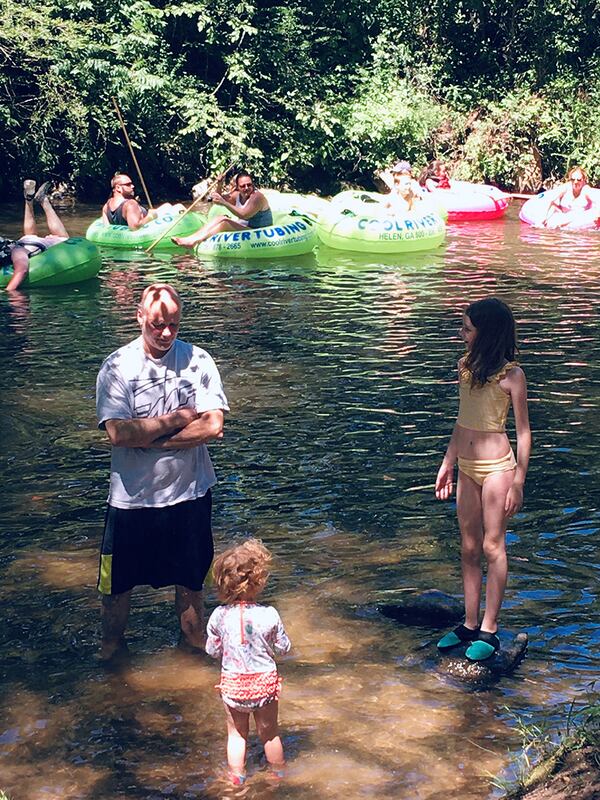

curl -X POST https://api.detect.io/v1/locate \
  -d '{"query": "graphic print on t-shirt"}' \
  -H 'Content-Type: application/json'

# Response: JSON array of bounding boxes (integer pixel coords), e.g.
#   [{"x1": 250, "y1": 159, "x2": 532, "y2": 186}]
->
[{"x1": 130, "y1": 374, "x2": 196, "y2": 418}]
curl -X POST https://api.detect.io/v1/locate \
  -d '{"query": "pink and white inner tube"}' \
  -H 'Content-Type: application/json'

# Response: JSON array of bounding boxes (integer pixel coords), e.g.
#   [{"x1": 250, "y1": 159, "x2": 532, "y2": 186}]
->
[{"x1": 427, "y1": 180, "x2": 509, "y2": 222}]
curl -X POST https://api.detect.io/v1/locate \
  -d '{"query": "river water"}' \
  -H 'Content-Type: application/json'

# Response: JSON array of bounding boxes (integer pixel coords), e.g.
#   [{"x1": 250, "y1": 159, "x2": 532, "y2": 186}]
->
[{"x1": 0, "y1": 202, "x2": 599, "y2": 799}]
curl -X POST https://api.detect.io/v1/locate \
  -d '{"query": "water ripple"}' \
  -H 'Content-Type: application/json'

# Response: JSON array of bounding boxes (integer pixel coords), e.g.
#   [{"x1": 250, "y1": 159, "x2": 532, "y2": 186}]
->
[{"x1": 0, "y1": 201, "x2": 599, "y2": 798}]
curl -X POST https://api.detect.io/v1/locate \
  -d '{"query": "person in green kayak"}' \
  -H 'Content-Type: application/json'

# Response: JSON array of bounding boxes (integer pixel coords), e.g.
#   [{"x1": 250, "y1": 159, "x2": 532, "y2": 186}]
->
[
  {"x1": 1, "y1": 179, "x2": 69, "y2": 292},
  {"x1": 172, "y1": 170, "x2": 273, "y2": 247},
  {"x1": 102, "y1": 173, "x2": 159, "y2": 230}
]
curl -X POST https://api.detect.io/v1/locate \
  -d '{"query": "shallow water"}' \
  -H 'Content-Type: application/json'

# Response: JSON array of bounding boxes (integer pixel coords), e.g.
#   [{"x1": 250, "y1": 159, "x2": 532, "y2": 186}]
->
[{"x1": 0, "y1": 202, "x2": 599, "y2": 799}]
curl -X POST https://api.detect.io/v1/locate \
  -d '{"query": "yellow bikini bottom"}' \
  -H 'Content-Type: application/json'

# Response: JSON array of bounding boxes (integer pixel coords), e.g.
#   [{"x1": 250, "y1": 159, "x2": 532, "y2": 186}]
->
[{"x1": 457, "y1": 450, "x2": 516, "y2": 487}]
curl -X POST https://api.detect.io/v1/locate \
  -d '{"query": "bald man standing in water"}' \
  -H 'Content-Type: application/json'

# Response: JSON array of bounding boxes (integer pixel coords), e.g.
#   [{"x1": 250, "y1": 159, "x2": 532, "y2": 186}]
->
[{"x1": 96, "y1": 283, "x2": 229, "y2": 660}]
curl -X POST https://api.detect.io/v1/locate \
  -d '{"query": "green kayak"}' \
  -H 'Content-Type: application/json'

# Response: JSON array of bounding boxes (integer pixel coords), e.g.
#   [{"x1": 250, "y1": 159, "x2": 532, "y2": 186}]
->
[
  {"x1": 86, "y1": 203, "x2": 206, "y2": 248},
  {"x1": 0, "y1": 238, "x2": 102, "y2": 288}
]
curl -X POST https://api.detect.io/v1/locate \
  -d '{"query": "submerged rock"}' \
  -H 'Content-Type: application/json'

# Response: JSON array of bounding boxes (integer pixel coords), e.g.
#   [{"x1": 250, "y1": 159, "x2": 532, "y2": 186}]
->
[
  {"x1": 437, "y1": 632, "x2": 528, "y2": 684},
  {"x1": 379, "y1": 589, "x2": 464, "y2": 626},
  {"x1": 379, "y1": 590, "x2": 528, "y2": 684}
]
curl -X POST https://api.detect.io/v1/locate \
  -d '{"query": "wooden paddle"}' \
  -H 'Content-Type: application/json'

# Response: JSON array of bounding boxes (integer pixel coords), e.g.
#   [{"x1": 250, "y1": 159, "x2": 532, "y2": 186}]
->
[
  {"x1": 145, "y1": 162, "x2": 236, "y2": 253},
  {"x1": 112, "y1": 97, "x2": 154, "y2": 209}
]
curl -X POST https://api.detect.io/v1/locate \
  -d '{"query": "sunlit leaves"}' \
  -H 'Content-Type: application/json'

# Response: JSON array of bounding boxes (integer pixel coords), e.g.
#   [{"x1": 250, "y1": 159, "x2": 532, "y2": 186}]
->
[{"x1": 2, "y1": 0, "x2": 600, "y2": 196}]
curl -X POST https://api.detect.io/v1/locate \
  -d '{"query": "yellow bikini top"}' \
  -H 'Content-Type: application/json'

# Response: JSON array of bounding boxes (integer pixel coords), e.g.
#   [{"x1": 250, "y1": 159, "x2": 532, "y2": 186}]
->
[{"x1": 457, "y1": 361, "x2": 518, "y2": 432}]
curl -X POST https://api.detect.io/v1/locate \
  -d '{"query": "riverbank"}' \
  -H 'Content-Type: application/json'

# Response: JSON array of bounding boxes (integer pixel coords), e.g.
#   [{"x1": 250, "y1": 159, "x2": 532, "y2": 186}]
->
[
  {"x1": 505, "y1": 702, "x2": 600, "y2": 800},
  {"x1": 514, "y1": 746, "x2": 599, "y2": 799}
]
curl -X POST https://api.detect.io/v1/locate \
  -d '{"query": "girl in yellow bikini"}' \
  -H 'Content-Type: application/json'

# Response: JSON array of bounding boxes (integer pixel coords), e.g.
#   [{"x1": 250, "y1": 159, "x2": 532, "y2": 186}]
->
[{"x1": 435, "y1": 298, "x2": 531, "y2": 661}]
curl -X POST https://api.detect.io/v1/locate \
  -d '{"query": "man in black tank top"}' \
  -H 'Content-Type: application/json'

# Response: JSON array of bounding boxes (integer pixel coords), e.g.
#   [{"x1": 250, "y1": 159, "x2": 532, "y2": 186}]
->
[{"x1": 102, "y1": 174, "x2": 157, "y2": 230}]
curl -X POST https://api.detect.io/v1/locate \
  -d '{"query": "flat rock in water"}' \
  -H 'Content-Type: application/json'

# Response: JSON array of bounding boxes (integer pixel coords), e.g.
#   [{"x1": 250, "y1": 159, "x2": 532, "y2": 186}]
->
[
  {"x1": 379, "y1": 591, "x2": 528, "y2": 683},
  {"x1": 436, "y1": 631, "x2": 528, "y2": 684}
]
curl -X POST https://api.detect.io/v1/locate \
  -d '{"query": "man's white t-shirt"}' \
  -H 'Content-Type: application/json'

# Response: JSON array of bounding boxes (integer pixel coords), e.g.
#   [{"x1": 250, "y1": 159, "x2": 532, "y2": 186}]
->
[{"x1": 96, "y1": 336, "x2": 229, "y2": 509}]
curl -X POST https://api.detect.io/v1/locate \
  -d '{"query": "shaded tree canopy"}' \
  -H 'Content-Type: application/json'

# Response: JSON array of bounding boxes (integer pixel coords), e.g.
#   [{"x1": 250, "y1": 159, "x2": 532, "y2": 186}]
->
[{"x1": 1, "y1": 0, "x2": 599, "y2": 198}]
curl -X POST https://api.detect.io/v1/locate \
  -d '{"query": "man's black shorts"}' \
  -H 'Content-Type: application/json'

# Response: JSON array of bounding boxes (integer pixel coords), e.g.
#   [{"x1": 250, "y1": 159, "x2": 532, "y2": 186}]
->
[{"x1": 97, "y1": 492, "x2": 213, "y2": 595}]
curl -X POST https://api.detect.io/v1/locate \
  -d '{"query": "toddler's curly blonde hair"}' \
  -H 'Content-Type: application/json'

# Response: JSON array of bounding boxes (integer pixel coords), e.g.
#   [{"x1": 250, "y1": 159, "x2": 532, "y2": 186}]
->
[{"x1": 212, "y1": 538, "x2": 272, "y2": 603}]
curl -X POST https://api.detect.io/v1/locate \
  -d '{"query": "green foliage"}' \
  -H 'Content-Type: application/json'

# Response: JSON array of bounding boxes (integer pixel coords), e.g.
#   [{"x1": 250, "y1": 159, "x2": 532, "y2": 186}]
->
[
  {"x1": 458, "y1": 88, "x2": 556, "y2": 187},
  {"x1": 445, "y1": 76, "x2": 600, "y2": 188},
  {"x1": 2, "y1": 0, "x2": 600, "y2": 197},
  {"x1": 543, "y1": 75, "x2": 600, "y2": 185},
  {"x1": 323, "y1": 75, "x2": 451, "y2": 188}
]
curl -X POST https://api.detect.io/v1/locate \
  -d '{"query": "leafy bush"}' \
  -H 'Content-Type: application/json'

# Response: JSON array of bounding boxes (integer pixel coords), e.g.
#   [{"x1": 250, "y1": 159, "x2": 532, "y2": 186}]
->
[
  {"x1": 453, "y1": 77, "x2": 600, "y2": 189},
  {"x1": 3, "y1": 0, "x2": 600, "y2": 197}
]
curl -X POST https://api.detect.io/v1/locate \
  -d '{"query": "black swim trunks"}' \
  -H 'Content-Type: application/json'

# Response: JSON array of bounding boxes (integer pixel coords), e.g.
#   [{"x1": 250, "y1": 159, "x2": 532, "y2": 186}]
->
[{"x1": 97, "y1": 492, "x2": 213, "y2": 595}]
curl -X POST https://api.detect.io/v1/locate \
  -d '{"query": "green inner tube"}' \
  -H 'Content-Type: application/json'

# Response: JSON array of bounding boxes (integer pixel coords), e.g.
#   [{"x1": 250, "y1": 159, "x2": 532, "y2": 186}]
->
[
  {"x1": 0, "y1": 237, "x2": 102, "y2": 288},
  {"x1": 86, "y1": 205, "x2": 206, "y2": 248},
  {"x1": 317, "y1": 204, "x2": 446, "y2": 253},
  {"x1": 195, "y1": 212, "x2": 318, "y2": 259}
]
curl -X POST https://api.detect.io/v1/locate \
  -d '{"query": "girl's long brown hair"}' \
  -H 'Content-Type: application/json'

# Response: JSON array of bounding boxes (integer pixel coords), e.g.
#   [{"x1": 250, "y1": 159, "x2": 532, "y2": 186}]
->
[{"x1": 464, "y1": 298, "x2": 517, "y2": 386}]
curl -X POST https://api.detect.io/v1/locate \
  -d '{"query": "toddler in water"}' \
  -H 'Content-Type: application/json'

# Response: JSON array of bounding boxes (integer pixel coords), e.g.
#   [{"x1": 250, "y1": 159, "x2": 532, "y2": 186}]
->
[
  {"x1": 206, "y1": 539, "x2": 291, "y2": 785},
  {"x1": 435, "y1": 298, "x2": 531, "y2": 661}
]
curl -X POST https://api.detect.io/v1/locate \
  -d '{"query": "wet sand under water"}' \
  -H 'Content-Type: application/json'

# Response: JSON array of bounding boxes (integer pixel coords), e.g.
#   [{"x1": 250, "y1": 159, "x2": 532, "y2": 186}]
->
[{"x1": 0, "y1": 526, "x2": 591, "y2": 799}]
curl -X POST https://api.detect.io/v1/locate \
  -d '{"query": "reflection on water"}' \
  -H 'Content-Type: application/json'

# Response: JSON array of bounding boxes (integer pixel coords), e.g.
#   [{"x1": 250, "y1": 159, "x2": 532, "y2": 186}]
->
[{"x1": 0, "y1": 202, "x2": 599, "y2": 798}]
